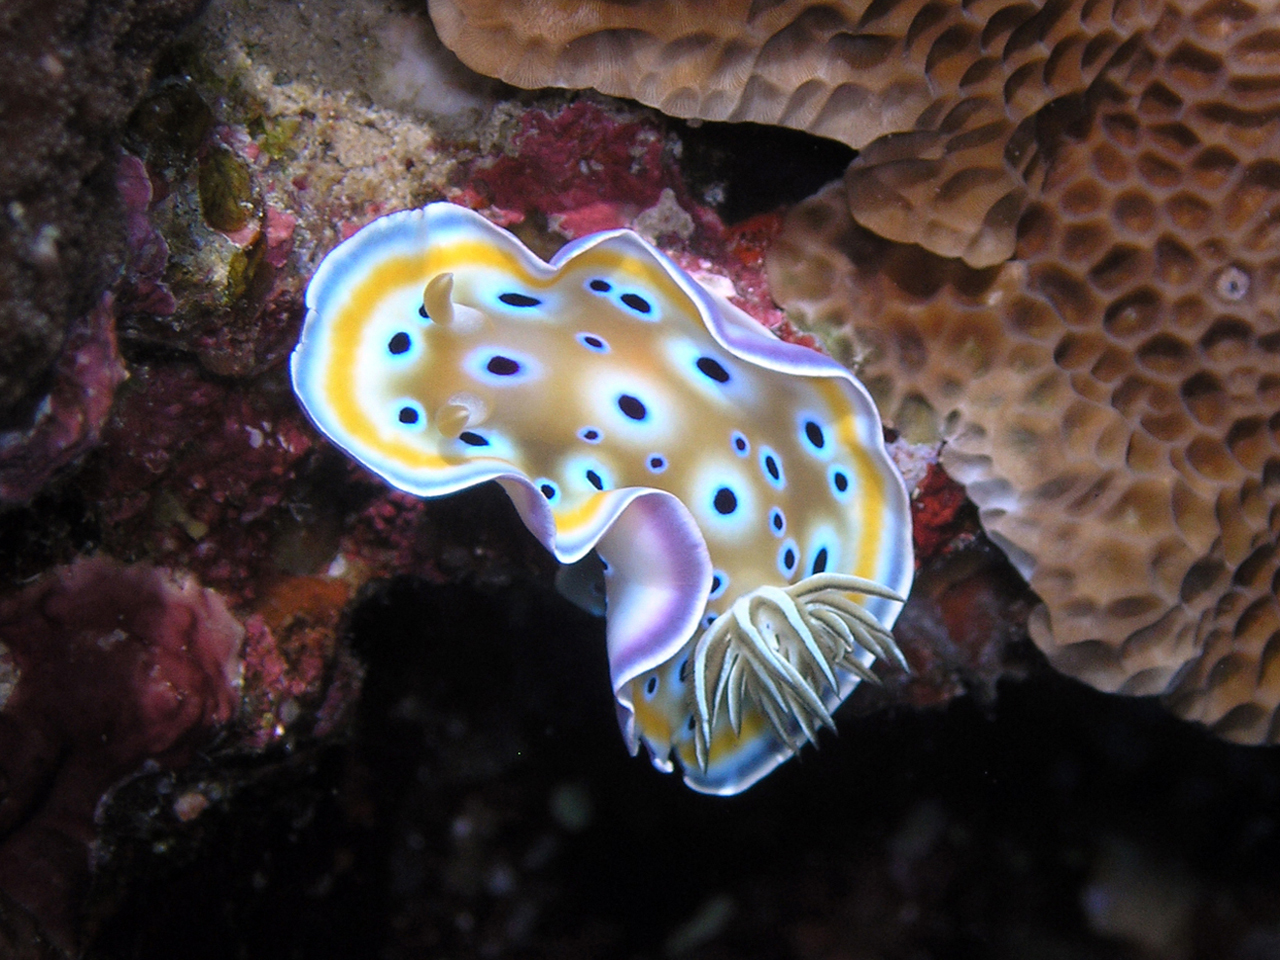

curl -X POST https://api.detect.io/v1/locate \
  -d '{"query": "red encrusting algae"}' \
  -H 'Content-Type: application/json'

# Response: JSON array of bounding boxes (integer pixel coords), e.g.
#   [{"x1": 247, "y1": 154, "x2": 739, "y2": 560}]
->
[{"x1": 0, "y1": 557, "x2": 243, "y2": 949}]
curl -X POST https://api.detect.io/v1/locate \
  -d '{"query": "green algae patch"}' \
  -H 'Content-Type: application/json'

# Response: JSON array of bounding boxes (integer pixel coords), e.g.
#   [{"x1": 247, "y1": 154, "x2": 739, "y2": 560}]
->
[{"x1": 198, "y1": 146, "x2": 254, "y2": 232}]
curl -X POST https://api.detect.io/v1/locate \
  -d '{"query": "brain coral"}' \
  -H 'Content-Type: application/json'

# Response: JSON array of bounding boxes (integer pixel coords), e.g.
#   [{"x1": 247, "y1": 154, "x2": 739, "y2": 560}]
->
[
  {"x1": 427, "y1": 0, "x2": 1154, "y2": 267},
  {"x1": 768, "y1": 0, "x2": 1280, "y2": 743}
]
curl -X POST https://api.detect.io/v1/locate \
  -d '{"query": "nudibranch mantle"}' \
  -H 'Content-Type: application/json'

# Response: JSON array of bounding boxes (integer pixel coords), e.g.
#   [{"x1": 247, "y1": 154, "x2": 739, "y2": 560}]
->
[{"x1": 292, "y1": 202, "x2": 913, "y2": 794}]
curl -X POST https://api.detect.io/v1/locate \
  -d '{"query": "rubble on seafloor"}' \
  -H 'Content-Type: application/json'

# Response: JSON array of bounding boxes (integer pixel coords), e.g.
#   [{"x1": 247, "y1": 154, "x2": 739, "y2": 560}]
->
[{"x1": 0, "y1": 0, "x2": 1277, "y2": 957}]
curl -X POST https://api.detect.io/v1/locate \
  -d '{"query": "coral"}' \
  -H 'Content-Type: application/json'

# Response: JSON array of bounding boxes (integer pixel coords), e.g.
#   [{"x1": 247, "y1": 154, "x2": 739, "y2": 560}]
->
[
  {"x1": 428, "y1": 0, "x2": 1154, "y2": 267},
  {"x1": 768, "y1": 0, "x2": 1280, "y2": 742},
  {"x1": 0, "y1": 0, "x2": 209, "y2": 427},
  {"x1": 0, "y1": 293, "x2": 128, "y2": 505},
  {"x1": 0, "y1": 557, "x2": 242, "y2": 950},
  {"x1": 376, "y1": 10, "x2": 505, "y2": 125}
]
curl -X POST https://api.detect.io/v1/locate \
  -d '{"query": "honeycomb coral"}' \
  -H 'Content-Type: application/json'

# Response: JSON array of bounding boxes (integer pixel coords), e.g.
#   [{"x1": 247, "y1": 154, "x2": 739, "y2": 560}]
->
[
  {"x1": 427, "y1": 0, "x2": 1155, "y2": 267},
  {"x1": 768, "y1": 0, "x2": 1280, "y2": 743}
]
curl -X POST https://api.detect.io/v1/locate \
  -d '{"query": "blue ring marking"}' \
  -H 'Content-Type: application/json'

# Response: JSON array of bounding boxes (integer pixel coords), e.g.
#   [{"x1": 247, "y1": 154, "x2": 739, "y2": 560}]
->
[
  {"x1": 797, "y1": 411, "x2": 834, "y2": 459},
  {"x1": 708, "y1": 571, "x2": 728, "y2": 600},
  {"x1": 804, "y1": 529, "x2": 840, "y2": 578},
  {"x1": 828, "y1": 462, "x2": 853, "y2": 501},
  {"x1": 759, "y1": 446, "x2": 786, "y2": 490},
  {"x1": 536, "y1": 478, "x2": 560, "y2": 502},
  {"x1": 617, "y1": 394, "x2": 648, "y2": 421},
  {"x1": 695, "y1": 355, "x2": 732, "y2": 384},
  {"x1": 768, "y1": 507, "x2": 786, "y2": 537},
  {"x1": 499, "y1": 291, "x2": 541, "y2": 308},
  {"x1": 712, "y1": 486, "x2": 738, "y2": 515},
  {"x1": 778, "y1": 539, "x2": 800, "y2": 577},
  {"x1": 576, "y1": 332, "x2": 610, "y2": 353},
  {"x1": 382, "y1": 325, "x2": 423, "y2": 365},
  {"x1": 620, "y1": 291, "x2": 653, "y2": 315},
  {"x1": 486, "y1": 355, "x2": 521, "y2": 376},
  {"x1": 810, "y1": 546, "x2": 829, "y2": 574},
  {"x1": 463, "y1": 346, "x2": 540, "y2": 385},
  {"x1": 394, "y1": 398, "x2": 426, "y2": 430},
  {"x1": 691, "y1": 466, "x2": 756, "y2": 538},
  {"x1": 564, "y1": 456, "x2": 615, "y2": 494}
]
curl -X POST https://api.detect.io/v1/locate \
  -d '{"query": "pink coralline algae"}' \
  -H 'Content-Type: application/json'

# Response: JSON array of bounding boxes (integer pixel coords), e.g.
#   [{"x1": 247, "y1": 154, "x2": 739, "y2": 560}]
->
[
  {"x1": 84, "y1": 363, "x2": 313, "y2": 604},
  {"x1": 116, "y1": 153, "x2": 177, "y2": 319},
  {"x1": 0, "y1": 557, "x2": 243, "y2": 950},
  {"x1": 0, "y1": 292, "x2": 128, "y2": 505},
  {"x1": 118, "y1": 90, "x2": 305, "y2": 381},
  {"x1": 453, "y1": 102, "x2": 811, "y2": 350},
  {"x1": 458, "y1": 100, "x2": 686, "y2": 235},
  {"x1": 240, "y1": 575, "x2": 361, "y2": 750}
]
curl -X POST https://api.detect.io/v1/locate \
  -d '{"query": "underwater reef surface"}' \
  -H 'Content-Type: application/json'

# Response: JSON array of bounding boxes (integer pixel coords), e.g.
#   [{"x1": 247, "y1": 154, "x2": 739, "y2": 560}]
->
[
  {"x1": 0, "y1": 0, "x2": 209, "y2": 428},
  {"x1": 0, "y1": 0, "x2": 1275, "y2": 956}
]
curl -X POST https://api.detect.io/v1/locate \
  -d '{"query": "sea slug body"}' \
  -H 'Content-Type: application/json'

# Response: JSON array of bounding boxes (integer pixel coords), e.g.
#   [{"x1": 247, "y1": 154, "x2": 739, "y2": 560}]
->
[{"x1": 291, "y1": 202, "x2": 913, "y2": 793}]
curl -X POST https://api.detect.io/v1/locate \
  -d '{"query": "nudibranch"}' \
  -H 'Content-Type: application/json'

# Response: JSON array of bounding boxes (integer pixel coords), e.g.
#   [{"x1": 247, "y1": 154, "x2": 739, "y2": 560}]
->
[{"x1": 291, "y1": 202, "x2": 913, "y2": 793}]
